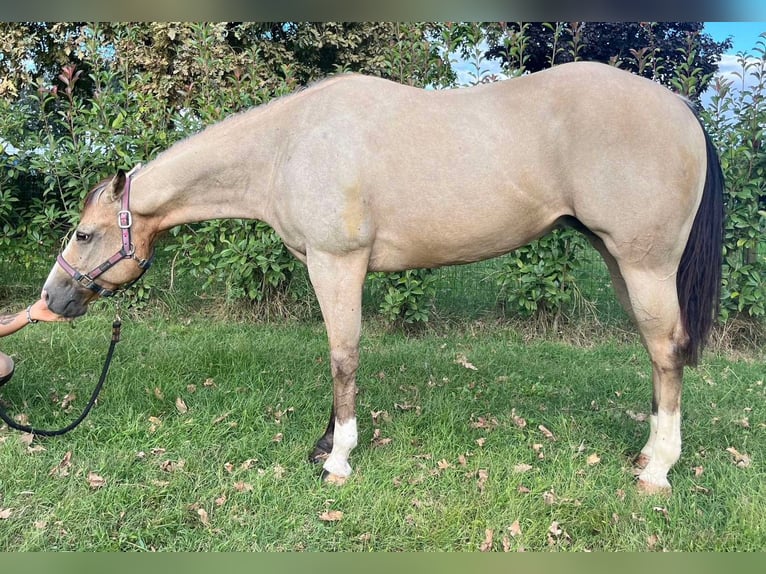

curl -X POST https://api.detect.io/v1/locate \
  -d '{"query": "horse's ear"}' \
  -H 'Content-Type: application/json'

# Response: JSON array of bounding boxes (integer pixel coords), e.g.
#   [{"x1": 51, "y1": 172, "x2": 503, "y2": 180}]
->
[{"x1": 104, "y1": 170, "x2": 126, "y2": 202}]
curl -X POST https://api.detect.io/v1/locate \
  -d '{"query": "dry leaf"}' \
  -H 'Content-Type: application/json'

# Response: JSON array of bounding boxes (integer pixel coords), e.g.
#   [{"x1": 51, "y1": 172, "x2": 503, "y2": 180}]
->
[
  {"x1": 693, "y1": 465, "x2": 704, "y2": 477},
  {"x1": 371, "y1": 428, "x2": 392, "y2": 447},
  {"x1": 187, "y1": 384, "x2": 197, "y2": 394},
  {"x1": 543, "y1": 490, "x2": 557, "y2": 505},
  {"x1": 508, "y1": 520, "x2": 522, "y2": 537},
  {"x1": 726, "y1": 447, "x2": 752, "y2": 468},
  {"x1": 203, "y1": 378, "x2": 216, "y2": 388},
  {"x1": 477, "y1": 469, "x2": 488, "y2": 493},
  {"x1": 470, "y1": 416, "x2": 498, "y2": 430},
  {"x1": 513, "y1": 463, "x2": 533, "y2": 473},
  {"x1": 60, "y1": 392, "x2": 76, "y2": 410},
  {"x1": 502, "y1": 535, "x2": 512, "y2": 552},
  {"x1": 148, "y1": 416, "x2": 162, "y2": 432},
  {"x1": 0, "y1": 508, "x2": 11, "y2": 520},
  {"x1": 511, "y1": 409, "x2": 527, "y2": 429},
  {"x1": 538, "y1": 425, "x2": 556, "y2": 441},
  {"x1": 455, "y1": 353, "x2": 478, "y2": 371},
  {"x1": 212, "y1": 412, "x2": 231, "y2": 425},
  {"x1": 153, "y1": 387, "x2": 164, "y2": 400},
  {"x1": 34, "y1": 520, "x2": 47, "y2": 529},
  {"x1": 87, "y1": 472, "x2": 106, "y2": 489},
  {"x1": 175, "y1": 397, "x2": 188, "y2": 414},
  {"x1": 437, "y1": 458, "x2": 451, "y2": 470},
  {"x1": 273, "y1": 464, "x2": 285, "y2": 479},
  {"x1": 319, "y1": 510, "x2": 343, "y2": 522},
  {"x1": 160, "y1": 459, "x2": 185, "y2": 472},
  {"x1": 517, "y1": 485, "x2": 531, "y2": 494},
  {"x1": 586, "y1": 453, "x2": 601, "y2": 466},
  {"x1": 19, "y1": 433, "x2": 34, "y2": 447},
  {"x1": 626, "y1": 410, "x2": 648, "y2": 422},
  {"x1": 476, "y1": 437, "x2": 486, "y2": 447},
  {"x1": 647, "y1": 534, "x2": 660, "y2": 550},
  {"x1": 480, "y1": 528, "x2": 494, "y2": 552},
  {"x1": 49, "y1": 451, "x2": 72, "y2": 478},
  {"x1": 458, "y1": 454, "x2": 468, "y2": 466},
  {"x1": 197, "y1": 508, "x2": 209, "y2": 526},
  {"x1": 272, "y1": 432, "x2": 283, "y2": 442},
  {"x1": 233, "y1": 481, "x2": 253, "y2": 492},
  {"x1": 215, "y1": 494, "x2": 227, "y2": 507},
  {"x1": 240, "y1": 458, "x2": 257, "y2": 470},
  {"x1": 653, "y1": 506, "x2": 670, "y2": 523}
]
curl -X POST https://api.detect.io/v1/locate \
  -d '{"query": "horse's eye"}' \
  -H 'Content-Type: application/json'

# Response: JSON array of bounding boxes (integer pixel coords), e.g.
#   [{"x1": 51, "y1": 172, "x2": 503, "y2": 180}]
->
[{"x1": 75, "y1": 231, "x2": 91, "y2": 242}]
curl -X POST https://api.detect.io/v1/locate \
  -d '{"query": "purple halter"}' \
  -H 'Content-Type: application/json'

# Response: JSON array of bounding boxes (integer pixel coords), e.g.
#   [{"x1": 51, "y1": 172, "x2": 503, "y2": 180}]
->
[{"x1": 56, "y1": 167, "x2": 154, "y2": 298}]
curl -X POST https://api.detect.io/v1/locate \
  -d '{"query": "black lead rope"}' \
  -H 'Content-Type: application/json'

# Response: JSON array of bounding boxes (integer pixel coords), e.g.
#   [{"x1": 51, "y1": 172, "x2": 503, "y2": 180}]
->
[{"x1": 0, "y1": 316, "x2": 122, "y2": 437}]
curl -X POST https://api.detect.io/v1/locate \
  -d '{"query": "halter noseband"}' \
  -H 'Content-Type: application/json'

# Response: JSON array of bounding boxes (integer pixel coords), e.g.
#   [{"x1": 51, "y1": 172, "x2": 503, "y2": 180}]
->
[{"x1": 56, "y1": 166, "x2": 154, "y2": 298}]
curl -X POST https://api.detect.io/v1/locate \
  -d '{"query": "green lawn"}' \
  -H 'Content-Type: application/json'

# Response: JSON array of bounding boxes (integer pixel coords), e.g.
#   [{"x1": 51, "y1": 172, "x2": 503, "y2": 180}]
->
[{"x1": 1, "y1": 304, "x2": 763, "y2": 551}]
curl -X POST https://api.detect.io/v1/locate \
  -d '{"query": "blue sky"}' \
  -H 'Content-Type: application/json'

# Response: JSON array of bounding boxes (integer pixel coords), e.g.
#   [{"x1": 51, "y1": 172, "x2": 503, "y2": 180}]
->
[{"x1": 704, "y1": 22, "x2": 765, "y2": 54}]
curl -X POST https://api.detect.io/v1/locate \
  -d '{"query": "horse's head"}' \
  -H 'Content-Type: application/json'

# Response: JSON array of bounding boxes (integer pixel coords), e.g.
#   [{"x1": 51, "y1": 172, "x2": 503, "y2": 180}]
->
[{"x1": 43, "y1": 168, "x2": 155, "y2": 318}]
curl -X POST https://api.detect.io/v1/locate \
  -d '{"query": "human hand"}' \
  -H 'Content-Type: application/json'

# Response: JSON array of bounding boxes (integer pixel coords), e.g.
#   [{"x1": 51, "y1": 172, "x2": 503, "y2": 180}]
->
[{"x1": 28, "y1": 296, "x2": 65, "y2": 323}]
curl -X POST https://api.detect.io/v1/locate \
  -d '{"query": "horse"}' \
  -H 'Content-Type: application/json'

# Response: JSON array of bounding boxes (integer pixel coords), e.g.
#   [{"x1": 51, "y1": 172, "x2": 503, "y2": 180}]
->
[{"x1": 42, "y1": 61, "x2": 724, "y2": 495}]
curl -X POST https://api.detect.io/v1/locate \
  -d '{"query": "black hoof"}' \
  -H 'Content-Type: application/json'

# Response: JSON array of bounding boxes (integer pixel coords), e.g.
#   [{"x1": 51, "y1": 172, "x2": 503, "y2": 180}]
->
[{"x1": 308, "y1": 436, "x2": 333, "y2": 464}]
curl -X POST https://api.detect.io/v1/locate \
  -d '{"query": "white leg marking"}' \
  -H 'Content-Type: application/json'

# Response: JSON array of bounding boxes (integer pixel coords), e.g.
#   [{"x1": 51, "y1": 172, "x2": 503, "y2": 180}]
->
[
  {"x1": 638, "y1": 408, "x2": 681, "y2": 489},
  {"x1": 640, "y1": 414, "x2": 659, "y2": 462},
  {"x1": 323, "y1": 417, "x2": 358, "y2": 478}
]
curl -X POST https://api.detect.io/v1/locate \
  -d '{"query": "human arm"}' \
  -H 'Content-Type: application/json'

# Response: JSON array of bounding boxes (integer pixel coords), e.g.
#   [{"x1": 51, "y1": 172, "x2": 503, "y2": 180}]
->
[{"x1": 0, "y1": 298, "x2": 62, "y2": 337}]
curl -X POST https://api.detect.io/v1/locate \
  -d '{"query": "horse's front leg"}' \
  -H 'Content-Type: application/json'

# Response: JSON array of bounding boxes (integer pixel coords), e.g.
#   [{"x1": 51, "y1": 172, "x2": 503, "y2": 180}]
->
[{"x1": 306, "y1": 248, "x2": 369, "y2": 483}]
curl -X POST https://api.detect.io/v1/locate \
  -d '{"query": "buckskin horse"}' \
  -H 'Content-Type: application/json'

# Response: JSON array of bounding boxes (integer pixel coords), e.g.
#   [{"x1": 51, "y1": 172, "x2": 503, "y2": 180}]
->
[{"x1": 43, "y1": 62, "x2": 723, "y2": 495}]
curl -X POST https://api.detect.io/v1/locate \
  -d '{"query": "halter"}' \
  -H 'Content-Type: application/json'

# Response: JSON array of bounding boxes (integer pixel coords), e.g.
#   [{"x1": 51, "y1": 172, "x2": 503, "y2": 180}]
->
[{"x1": 56, "y1": 165, "x2": 154, "y2": 298}]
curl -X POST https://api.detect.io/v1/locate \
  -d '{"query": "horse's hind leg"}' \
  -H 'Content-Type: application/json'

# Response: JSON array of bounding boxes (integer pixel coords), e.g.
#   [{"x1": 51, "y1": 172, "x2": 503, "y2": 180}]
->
[
  {"x1": 618, "y1": 264, "x2": 689, "y2": 495},
  {"x1": 306, "y1": 248, "x2": 369, "y2": 482}
]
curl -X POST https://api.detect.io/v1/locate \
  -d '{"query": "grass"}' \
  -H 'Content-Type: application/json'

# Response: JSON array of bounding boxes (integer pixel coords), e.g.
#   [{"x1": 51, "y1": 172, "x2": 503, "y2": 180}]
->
[{"x1": 1, "y1": 296, "x2": 764, "y2": 551}]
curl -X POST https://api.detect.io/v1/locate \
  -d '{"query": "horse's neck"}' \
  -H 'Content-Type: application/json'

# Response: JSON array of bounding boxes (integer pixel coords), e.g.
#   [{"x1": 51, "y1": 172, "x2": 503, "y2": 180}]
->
[{"x1": 132, "y1": 115, "x2": 276, "y2": 231}]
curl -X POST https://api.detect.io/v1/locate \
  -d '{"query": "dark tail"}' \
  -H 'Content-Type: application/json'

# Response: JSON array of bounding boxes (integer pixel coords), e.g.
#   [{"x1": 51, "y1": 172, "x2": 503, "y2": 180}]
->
[{"x1": 677, "y1": 108, "x2": 724, "y2": 366}]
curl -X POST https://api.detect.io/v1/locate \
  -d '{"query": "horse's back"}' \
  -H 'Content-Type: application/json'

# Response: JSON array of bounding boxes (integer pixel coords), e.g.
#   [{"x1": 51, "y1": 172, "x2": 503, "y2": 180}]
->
[{"x1": 274, "y1": 63, "x2": 707, "y2": 271}]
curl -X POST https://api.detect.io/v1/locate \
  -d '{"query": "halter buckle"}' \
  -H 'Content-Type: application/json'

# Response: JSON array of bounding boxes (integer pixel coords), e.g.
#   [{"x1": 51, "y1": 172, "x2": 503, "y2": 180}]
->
[{"x1": 118, "y1": 210, "x2": 132, "y2": 229}]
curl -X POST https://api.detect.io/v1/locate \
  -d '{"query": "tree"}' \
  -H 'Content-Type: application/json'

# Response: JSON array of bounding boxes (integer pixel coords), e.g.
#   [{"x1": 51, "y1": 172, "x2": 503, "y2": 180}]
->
[{"x1": 484, "y1": 22, "x2": 731, "y2": 99}]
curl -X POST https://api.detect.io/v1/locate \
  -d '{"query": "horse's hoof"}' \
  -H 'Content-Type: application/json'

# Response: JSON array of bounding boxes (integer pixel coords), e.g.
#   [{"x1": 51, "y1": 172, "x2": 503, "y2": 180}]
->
[
  {"x1": 636, "y1": 478, "x2": 672, "y2": 497},
  {"x1": 320, "y1": 469, "x2": 347, "y2": 486}
]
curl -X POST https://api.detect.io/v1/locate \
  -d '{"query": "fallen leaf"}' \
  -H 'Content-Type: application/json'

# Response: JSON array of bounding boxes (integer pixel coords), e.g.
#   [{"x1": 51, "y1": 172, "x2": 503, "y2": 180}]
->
[
  {"x1": 502, "y1": 535, "x2": 512, "y2": 552},
  {"x1": 319, "y1": 510, "x2": 343, "y2": 522},
  {"x1": 153, "y1": 387, "x2": 164, "y2": 400},
  {"x1": 196, "y1": 507, "x2": 209, "y2": 526},
  {"x1": 542, "y1": 490, "x2": 557, "y2": 505},
  {"x1": 240, "y1": 458, "x2": 257, "y2": 470},
  {"x1": 517, "y1": 485, "x2": 531, "y2": 494},
  {"x1": 653, "y1": 506, "x2": 670, "y2": 523},
  {"x1": 477, "y1": 469, "x2": 488, "y2": 493},
  {"x1": 175, "y1": 397, "x2": 188, "y2": 414},
  {"x1": 160, "y1": 459, "x2": 185, "y2": 472},
  {"x1": 538, "y1": 425, "x2": 556, "y2": 441},
  {"x1": 626, "y1": 410, "x2": 648, "y2": 422},
  {"x1": 455, "y1": 353, "x2": 478, "y2": 371},
  {"x1": 203, "y1": 378, "x2": 216, "y2": 388},
  {"x1": 187, "y1": 384, "x2": 197, "y2": 394},
  {"x1": 470, "y1": 416, "x2": 498, "y2": 430},
  {"x1": 273, "y1": 464, "x2": 285, "y2": 479},
  {"x1": 49, "y1": 451, "x2": 72, "y2": 478},
  {"x1": 0, "y1": 508, "x2": 11, "y2": 520},
  {"x1": 272, "y1": 432, "x2": 283, "y2": 443},
  {"x1": 148, "y1": 416, "x2": 162, "y2": 432},
  {"x1": 87, "y1": 471, "x2": 106, "y2": 489},
  {"x1": 458, "y1": 454, "x2": 468, "y2": 466},
  {"x1": 19, "y1": 433, "x2": 34, "y2": 447},
  {"x1": 476, "y1": 437, "x2": 486, "y2": 447},
  {"x1": 586, "y1": 453, "x2": 601, "y2": 466},
  {"x1": 508, "y1": 520, "x2": 522, "y2": 537},
  {"x1": 513, "y1": 463, "x2": 533, "y2": 473},
  {"x1": 233, "y1": 481, "x2": 253, "y2": 492},
  {"x1": 437, "y1": 458, "x2": 451, "y2": 470},
  {"x1": 371, "y1": 428, "x2": 392, "y2": 447},
  {"x1": 726, "y1": 446, "x2": 752, "y2": 468},
  {"x1": 212, "y1": 412, "x2": 231, "y2": 425},
  {"x1": 511, "y1": 409, "x2": 527, "y2": 429},
  {"x1": 215, "y1": 494, "x2": 227, "y2": 507},
  {"x1": 480, "y1": 528, "x2": 494, "y2": 552},
  {"x1": 693, "y1": 465, "x2": 704, "y2": 477},
  {"x1": 60, "y1": 392, "x2": 76, "y2": 410},
  {"x1": 647, "y1": 534, "x2": 660, "y2": 550},
  {"x1": 34, "y1": 520, "x2": 47, "y2": 529}
]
